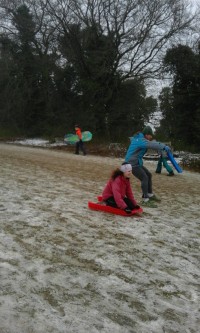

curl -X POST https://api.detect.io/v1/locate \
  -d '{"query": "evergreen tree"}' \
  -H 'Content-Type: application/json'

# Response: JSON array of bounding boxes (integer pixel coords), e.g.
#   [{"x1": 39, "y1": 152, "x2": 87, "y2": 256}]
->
[
  {"x1": 46, "y1": 0, "x2": 194, "y2": 137},
  {"x1": 58, "y1": 23, "x2": 120, "y2": 135},
  {"x1": 108, "y1": 79, "x2": 157, "y2": 141},
  {"x1": 160, "y1": 45, "x2": 200, "y2": 149},
  {"x1": 0, "y1": 0, "x2": 196, "y2": 139}
]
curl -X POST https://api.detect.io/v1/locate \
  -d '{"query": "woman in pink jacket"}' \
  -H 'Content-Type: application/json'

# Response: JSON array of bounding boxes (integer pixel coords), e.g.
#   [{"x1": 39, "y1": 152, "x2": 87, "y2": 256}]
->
[{"x1": 102, "y1": 163, "x2": 140, "y2": 214}]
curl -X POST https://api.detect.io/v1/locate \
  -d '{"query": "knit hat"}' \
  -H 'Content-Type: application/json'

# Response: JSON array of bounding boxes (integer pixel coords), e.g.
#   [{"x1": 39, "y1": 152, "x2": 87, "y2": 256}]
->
[
  {"x1": 120, "y1": 163, "x2": 132, "y2": 173},
  {"x1": 143, "y1": 126, "x2": 153, "y2": 136}
]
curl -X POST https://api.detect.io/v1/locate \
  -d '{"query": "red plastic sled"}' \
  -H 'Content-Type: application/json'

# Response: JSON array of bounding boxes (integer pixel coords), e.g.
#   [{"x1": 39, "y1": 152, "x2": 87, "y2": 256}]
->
[{"x1": 88, "y1": 196, "x2": 143, "y2": 216}]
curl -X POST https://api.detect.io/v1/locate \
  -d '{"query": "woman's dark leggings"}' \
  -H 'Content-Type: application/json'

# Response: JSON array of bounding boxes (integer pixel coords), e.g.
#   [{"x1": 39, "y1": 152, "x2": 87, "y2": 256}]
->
[{"x1": 105, "y1": 196, "x2": 135, "y2": 210}]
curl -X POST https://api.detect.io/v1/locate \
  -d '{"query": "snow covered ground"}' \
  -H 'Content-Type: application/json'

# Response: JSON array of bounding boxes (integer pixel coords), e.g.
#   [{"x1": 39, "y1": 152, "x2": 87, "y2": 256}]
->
[
  {"x1": 0, "y1": 143, "x2": 199, "y2": 333},
  {"x1": 7, "y1": 137, "x2": 66, "y2": 147}
]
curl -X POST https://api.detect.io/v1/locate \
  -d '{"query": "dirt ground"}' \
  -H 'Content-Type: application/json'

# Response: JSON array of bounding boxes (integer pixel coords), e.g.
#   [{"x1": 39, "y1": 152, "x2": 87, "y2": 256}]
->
[{"x1": 0, "y1": 143, "x2": 199, "y2": 333}]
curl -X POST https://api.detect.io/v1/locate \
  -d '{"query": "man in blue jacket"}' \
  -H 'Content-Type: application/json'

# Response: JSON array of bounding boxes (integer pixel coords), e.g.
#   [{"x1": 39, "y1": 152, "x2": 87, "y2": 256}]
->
[{"x1": 125, "y1": 126, "x2": 171, "y2": 207}]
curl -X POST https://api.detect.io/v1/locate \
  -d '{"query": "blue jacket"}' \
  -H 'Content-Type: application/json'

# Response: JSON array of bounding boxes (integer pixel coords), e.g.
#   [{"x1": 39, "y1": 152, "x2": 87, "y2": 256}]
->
[{"x1": 125, "y1": 132, "x2": 166, "y2": 167}]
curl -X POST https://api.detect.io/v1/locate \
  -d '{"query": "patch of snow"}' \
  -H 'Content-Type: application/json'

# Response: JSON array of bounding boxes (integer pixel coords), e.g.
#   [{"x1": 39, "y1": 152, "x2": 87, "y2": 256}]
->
[
  {"x1": 0, "y1": 143, "x2": 199, "y2": 333},
  {"x1": 7, "y1": 138, "x2": 66, "y2": 147}
]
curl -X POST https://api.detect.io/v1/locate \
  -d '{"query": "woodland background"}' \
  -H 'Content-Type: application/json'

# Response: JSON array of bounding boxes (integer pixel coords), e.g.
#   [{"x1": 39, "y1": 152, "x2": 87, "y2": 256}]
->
[{"x1": 0, "y1": 0, "x2": 200, "y2": 151}]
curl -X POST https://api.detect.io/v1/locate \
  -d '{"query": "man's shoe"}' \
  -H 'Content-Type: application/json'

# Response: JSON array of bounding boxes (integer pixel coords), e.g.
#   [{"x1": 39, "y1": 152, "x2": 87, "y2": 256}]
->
[
  {"x1": 167, "y1": 172, "x2": 174, "y2": 176},
  {"x1": 149, "y1": 194, "x2": 161, "y2": 202},
  {"x1": 141, "y1": 200, "x2": 158, "y2": 208}
]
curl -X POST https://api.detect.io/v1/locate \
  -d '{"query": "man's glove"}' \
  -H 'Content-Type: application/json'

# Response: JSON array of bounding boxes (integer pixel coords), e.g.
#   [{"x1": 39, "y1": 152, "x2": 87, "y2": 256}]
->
[
  {"x1": 124, "y1": 207, "x2": 132, "y2": 214},
  {"x1": 164, "y1": 145, "x2": 171, "y2": 152}
]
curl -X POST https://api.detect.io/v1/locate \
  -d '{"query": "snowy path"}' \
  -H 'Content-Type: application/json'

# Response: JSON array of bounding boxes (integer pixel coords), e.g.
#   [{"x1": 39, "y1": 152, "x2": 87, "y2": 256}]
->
[{"x1": 0, "y1": 143, "x2": 199, "y2": 333}]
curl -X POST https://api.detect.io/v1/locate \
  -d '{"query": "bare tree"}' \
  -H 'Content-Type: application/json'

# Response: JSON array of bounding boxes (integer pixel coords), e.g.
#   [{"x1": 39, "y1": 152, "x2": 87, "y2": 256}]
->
[
  {"x1": 0, "y1": 0, "x2": 197, "y2": 79},
  {"x1": 45, "y1": 0, "x2": 196, "y2": 80}
]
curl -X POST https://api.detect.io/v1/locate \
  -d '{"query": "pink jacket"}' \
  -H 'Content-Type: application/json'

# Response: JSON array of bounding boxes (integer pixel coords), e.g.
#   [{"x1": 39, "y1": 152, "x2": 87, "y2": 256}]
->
[{"x1": 102, "y1": 175, "x2": 137, "y2": 209}]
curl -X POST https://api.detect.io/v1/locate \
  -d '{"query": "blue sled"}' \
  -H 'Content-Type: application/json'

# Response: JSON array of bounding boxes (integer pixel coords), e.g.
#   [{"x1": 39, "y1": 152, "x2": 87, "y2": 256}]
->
[{"x1": 167, "y1": 151, "x2": 183, "y2": 173}]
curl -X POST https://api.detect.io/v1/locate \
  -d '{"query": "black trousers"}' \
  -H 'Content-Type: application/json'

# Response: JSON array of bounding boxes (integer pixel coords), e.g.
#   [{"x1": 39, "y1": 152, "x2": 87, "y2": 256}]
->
[
  {"x1": 105, "y1": 196, "x2": 135, "y2": 210},
  {"x1": 75, "y1": 140, "x2": 86, "y2": 155}
]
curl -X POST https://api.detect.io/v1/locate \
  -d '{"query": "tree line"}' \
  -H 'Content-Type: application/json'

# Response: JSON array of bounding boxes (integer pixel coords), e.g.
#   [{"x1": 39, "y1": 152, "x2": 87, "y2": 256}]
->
[
  {"x1": 158, "y1": 44, "x2": 200, "y2": 150},
  {"x1": 0, "y1": 0, "x2": 199, "y2": 150}
]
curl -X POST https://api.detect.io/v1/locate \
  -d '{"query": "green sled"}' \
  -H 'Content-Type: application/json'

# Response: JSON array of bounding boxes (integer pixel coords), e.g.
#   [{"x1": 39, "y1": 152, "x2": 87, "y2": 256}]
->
[{"x1": 64, "y1": 131, "x2": 92, "y2": 144}]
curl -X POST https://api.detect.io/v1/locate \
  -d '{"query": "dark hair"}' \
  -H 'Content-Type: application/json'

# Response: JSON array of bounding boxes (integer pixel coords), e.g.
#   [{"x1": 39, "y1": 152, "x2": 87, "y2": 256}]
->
[{"x1": 111, "y1": 168, "x2": 123, "y2": 180}]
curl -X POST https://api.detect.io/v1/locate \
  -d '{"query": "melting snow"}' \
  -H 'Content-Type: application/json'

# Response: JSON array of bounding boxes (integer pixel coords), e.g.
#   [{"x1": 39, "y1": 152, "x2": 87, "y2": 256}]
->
[{"x1": 0, "y1": 143, "x2": 199, "y2": 333}]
